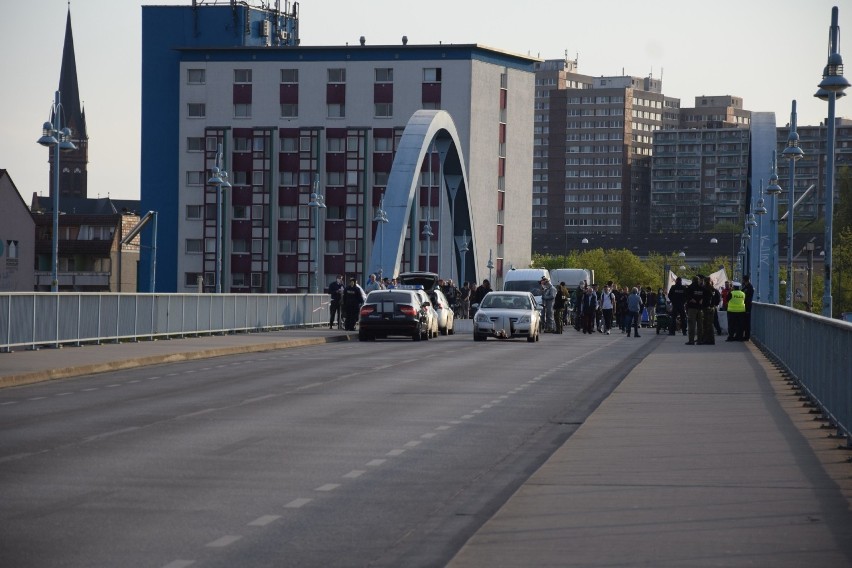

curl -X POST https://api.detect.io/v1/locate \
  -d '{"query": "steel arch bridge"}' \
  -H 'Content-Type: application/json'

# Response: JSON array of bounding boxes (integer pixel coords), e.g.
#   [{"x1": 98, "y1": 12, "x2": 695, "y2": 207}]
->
[{"x1": 368, "y1": 110, "x2": 477, "y2": 282}]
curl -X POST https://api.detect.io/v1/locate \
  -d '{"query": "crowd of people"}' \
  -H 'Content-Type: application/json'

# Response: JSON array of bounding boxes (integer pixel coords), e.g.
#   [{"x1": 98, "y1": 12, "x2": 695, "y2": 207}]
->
[{"x1": 326, "y1": 271, "x2": 756, "y2": 345}]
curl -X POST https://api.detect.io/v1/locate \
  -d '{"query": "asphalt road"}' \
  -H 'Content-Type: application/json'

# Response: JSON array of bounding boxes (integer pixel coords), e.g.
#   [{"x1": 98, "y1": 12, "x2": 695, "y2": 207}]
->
[{"x1": 0, "y1": 329, "x2": 655, "y2": 567}]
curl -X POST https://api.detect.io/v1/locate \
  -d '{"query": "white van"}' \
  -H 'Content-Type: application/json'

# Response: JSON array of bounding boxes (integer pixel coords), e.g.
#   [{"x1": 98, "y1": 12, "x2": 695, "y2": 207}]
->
[
  {"x1": 550, "y1": 268, "x2": 593, "y2": 290},
  {"x1": 503, "y1": 268, "x2": 551, "y2": 307}
]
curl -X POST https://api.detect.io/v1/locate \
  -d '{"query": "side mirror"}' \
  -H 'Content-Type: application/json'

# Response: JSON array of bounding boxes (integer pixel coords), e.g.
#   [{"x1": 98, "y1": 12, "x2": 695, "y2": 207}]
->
[
  {"x1": 471, "y1": 303, "x2": 480, "y2": 310},
  {"x1": 422, "y1": 301, "x2": 431, "y2": 307}
]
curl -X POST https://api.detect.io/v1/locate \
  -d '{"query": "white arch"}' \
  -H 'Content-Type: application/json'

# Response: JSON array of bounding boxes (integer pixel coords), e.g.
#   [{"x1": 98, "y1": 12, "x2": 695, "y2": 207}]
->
[{"x1": 369, "y1": 110, "x2": 477, "y2": 281}]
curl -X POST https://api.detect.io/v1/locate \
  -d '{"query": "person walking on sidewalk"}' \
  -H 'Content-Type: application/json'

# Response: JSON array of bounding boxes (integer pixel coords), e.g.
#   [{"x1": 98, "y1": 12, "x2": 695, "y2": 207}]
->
[
  {"x1": 580, "y1": 286, "x2": 598, "y2": 334},
  {"x1": 600, "y1": 283, "x2": 616, "y2": 335},
  {"x1": 625, "y1": 287, "x2": 642, "y2": 337}
]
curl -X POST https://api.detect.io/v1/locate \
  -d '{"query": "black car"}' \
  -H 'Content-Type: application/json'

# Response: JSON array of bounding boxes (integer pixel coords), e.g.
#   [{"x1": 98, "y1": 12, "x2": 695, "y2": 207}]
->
[{"x1": 358, "y1": 289, "x2": 430, "y2": 341}]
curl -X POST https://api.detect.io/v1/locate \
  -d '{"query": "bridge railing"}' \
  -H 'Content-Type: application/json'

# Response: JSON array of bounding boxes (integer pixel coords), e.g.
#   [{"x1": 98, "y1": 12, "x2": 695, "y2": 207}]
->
[
  {"x1": 752, "y1": 303, "x2": 852, "y2": 445},
  {"x1": 0, "y1": 293, "x2": 329, "y2": 352}
]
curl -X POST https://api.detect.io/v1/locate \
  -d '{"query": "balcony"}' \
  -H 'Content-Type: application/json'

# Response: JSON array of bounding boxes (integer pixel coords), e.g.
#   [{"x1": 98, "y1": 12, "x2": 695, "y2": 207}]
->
[{"x1": 35, "y1": 271, "x2": 111, "y2": 289}]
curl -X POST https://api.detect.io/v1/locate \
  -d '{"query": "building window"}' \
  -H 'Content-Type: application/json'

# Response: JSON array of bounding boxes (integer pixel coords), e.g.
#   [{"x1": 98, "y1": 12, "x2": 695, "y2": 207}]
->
[
  {"x1": 187, "y1": 103, "x2": 206, "y2": 118},
  {"x1": 278, "y1": 240, "x2": 297, "y2": 254},
  {"x1": 234, "y1": 103, "x2": 251, "y2": 118},
  {"x1": 184, "y1": 272, "x2": 203, "y2": 287},
  {"x1": 233, "y1": 205, "x2": 249, "y2": 219},
  {"x1": 251, "y1": 273, "x2": 262, "y2": 288},
  {"x1": 327, "y1": 68, "x2": 346, "y2": 83},
  {"x1": 279, "y1": 172, "x2": 297, "y2": 186},
  {"x1": 234, "y1": 138, "x2": 251, "y2": 152},
  {"x1": 186, "y1": 205, "x2": 203, "y2": 219},
  {"x1": 231, "y1": 171, "x2": 247, "y2": 185},
  {"x1": 423, "y1": 68, "x2": 441, "y2": 82},
  {"x1": 281, "y1": 69, "x2": 299, "y2": 83},
  {"x1": 327, "y1": 138, "x2": 344, "y2": 152},
  {"x1": 278, "y1": 272, "x2": 296, "y2": 287},
  {"x1": 326, "y1": 240, "x2": 344, "y2": 254},
  {"x1": 279, "y1": 205, "x2": 297, "y2": 220},
  {"x1": 375, "y1": 103, "x2": 393, "y2": 118},
  {"x1": 234, "y1": 69, "x2": 252, "y2": 83},
  {"x1": 252, "y1": 171, "x2": 264, "y2": 186},
  {"x1": 186, "y1": 137, "x2": 205, "y2": 152},
  {"x1": 327, "y1": 103, "x2": 345, "y2": 118},
  {"x1": 187, "y1": 69, "x2": 205, "y2": 84},
  {"x1": 185, "y1": 239, "x2": 203, "y2": 254},
  {"x1": 281, "y1": 103, "x2": 298, "y2": 118},
  {"x1": 232, "y1": 273, "x2": 247, "y2": 287},
  {"x1": 232, "y1": 239, "x2": 249, "y2": 253},
  {"x1": 186, "y1": 171, "x2": 204, "y2": 186},
  {"x1": 375, "y1": 68, "x2": 393, "y2": 82}
]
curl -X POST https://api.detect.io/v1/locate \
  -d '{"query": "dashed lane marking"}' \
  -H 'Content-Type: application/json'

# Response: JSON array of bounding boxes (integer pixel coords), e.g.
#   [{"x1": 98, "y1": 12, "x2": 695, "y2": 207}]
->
[
  {"x1": 315, "y1": 483, "x2": 340, "y2": 492},
  {"x1": 343, "y1": 470, "x2": 366, "y2": 479},
  {"x1": 285, "y1": 498, "x2": 312, "y2": 508},
  {"x1": 386, "y1": 449, "x2": 405, "y2": 456},
  {"x1": 206, "y1": 535, "x2": 242, "y2": 548},
  {"x1": 248, "y1": 515, "x2": 280, "y2": 527},
  {"x1": 404, "y1": 441, "x2": 421, "y2": 448},
  {"x1": 366, "y1": 459, "x2": 386, "y2": 467},
  {"x1": 161, "y1": 560, "x2": 195, "y2": 568}
]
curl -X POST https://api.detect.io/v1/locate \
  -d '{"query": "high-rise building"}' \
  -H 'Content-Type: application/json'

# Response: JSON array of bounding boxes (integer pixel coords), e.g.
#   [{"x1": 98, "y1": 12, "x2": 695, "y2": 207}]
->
[
  {"x1": 140, "y1": 3, "x2": 535, "y2": 293},
  {"x1": 532, "y1": 58, "x2": 679, "y2": 244}
]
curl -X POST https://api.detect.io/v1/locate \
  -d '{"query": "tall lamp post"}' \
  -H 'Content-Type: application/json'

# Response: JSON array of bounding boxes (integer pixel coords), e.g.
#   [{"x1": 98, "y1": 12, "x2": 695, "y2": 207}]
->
[
  {"x1": 817, "y1": 6, "x2": 850, "y2": 317},
  {"x1": 207, "y1": 144, "x2": 231, "y2": 293},
  {"x1": 782, "y1": 100, "x2": 804, "y2": 307},
  {"x1": 373, "y1": 198, "x2": 388, "y2": 281},
  {"x1": 486, "y1": 249, "x2": 494, "y2": 283},
  {"x1": 308, "y1": 177, "x2": 326, "y2": 294},
  {"x1": 37, "y1": 90, "x2": 77, "y2": 292},
  {"x1": 421, "y1": 210, "x2": 434, "y2": 272},
  {"x1": 754, "y1": 186, "x2": 768, "y2": 301},
  {"x1": 766, "y1": 151, "x2": 783, "y2": 304},
  {"x1": 455, "y1": 230, "x2": 470, "y2": 285}
]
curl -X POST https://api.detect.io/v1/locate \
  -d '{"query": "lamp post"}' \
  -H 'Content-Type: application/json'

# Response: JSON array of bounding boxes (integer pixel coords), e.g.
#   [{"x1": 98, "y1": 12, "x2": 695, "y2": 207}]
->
[
  {"x1": 486, "y1": 249, "x2": 494, "y2": 284},
  {"x1": 308, "y1": 176, "x2": 326, "y2": 294},
  {"x1": 754, "y1": 186, "x2": 768, "y2": 301},
  {"x1": 817, "y1": 6, "x2": 850, "y2": 317},
  {"x1": 782, "y1": 100, "x2": 804, "y2": 307},
  {"x1": 207, "y1": 144, "x2": 231, "y2": 293},
  {"x1": 37, "y1": 90, "x2": 77, "y2": 292},
  {"x1": 766, "y1": 151, "x2": 783, "y2": 304},
  {"x1": 456, "y1": 230, "x2": 470, "y2": 285},
  {"x1": 421, "y1": 210, "x2": 434, "y2": 272},
  {"x1": 373, "y1": 198, "x2": 388, "y2": 281}
]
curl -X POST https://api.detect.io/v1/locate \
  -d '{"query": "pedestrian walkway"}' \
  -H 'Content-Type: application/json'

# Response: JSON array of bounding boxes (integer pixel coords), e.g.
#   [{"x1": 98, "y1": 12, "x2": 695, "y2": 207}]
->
[
  {"x1": 448, "y1": 336, "x2": 852, "y2": 567},
  {"x1": 2, "y1": 326, "x2": 850, "y2": 566}
]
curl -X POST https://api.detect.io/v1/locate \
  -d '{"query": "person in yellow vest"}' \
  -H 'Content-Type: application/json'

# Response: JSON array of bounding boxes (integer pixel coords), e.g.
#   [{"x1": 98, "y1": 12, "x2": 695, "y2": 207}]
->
[{"x1": 725, "y1": 283, "x2": 746, "y2": 342}]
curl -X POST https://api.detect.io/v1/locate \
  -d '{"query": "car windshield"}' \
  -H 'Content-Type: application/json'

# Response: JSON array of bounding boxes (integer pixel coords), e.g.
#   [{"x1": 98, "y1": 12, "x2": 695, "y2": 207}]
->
[
  {"x1": 480, "y1": 295, "x2": 531, "y2": 310},
  {"x1": 503, "y1": 281, "x2": 543, "y2": 296}
]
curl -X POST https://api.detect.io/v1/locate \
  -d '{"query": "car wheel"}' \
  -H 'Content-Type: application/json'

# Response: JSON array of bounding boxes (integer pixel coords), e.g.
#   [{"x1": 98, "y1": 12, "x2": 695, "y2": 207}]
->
[
  {"x1": 359, "y1": 331, "x2": 370, "y2": 342},
  {"x1": 473, "y1": 333, "x2": 487, "y2": 342},
  {"x1": 440, "y1": 326, "x2": 448, "y2": 336},
  {"x1": 527, "y1": 330, "x2": 536, "y2": 342},
  {"x1": 448, "y1": 324, "x2": 455, "y2": 336}
]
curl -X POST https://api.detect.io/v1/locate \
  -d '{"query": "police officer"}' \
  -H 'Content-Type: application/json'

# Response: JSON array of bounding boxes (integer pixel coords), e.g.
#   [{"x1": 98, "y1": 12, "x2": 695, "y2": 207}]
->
[
  {"x1": 328, "y1": 274, "x2": 345, "y2": 329},
  {"x1": 667, "y1": 277, "x2": 687, "y2": 336},
  {"x1": 342, "y1": 277, "x2": 366, "y2": 331}
]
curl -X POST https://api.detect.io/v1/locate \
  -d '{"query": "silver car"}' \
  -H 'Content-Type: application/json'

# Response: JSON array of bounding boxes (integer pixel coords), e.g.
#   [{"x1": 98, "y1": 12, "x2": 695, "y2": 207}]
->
[{"x1": 472, "y1": 291, "x2": 542, "y2": 342}]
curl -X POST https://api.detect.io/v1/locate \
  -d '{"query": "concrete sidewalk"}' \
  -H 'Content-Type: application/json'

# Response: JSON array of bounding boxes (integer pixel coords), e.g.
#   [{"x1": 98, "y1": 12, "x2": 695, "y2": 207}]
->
[{"x1": 448, "y1": 336, "x2": 852, "y2": 567}]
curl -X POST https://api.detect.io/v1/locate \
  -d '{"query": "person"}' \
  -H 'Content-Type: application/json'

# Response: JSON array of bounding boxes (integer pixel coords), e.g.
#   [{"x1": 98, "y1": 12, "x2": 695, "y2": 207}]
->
[
  {"x1": 711, "y1": 283, "x2": 723, "y2": 336},
  {"x1": 473, "y1": 279, "x2": 492, "y2": 305},
  {"x1": 720, "y1": 281, "x2": 732, "y2": 311},
  {"x1": 342, "y1": 277, "x2": 366, "y2": 331},
  {"x1": 600, "y1": 283, "x2": 616, "y2": 335},
  {"x1": 553, "y1": 281, "x2": 570, "y2": 334},
  {"x1": 646, "y1": 287, "x2": 657, "y2": 327},
  {"x1": 573, "y1": 283, "x2": 585, "y2": 331},
  {"x1": 459, "y1": 282, "x2": 472, "y2": 319},
  {"x1": 701, "y1": 276, "x2": 716, "y2": 345},
  {"x1": 617, "y1": 286, "x2": 629, "y2": 333},
  {"x1": 364, "y1": 273, "x2": 381, "y2": 292},
  {"x1": 667, "y1": 277, "x2": 687, "y2": 336},
  {"x1": 327, "y1": 274, "x2": 345, "y2": 329},
  {"x1": 444, "y1": 279, "x2": 459, "y2": 315},
  {"x1": 625, "y1": 287, "x2": 642, "y2": 338},
  {"x1": 741, "y1": 275, "x2": 755, "y2": 341},
  {"x1": 540, "y1": 277, "x2": 557, "y2": 332},
  {"x1": 726, "y1": 282, "x2": 746, "y2": 341},
  {"x1": 685, "y1": 275, "x2": 705, "y2": 345},
  {"x1": 580, "y1": 286, "x2": 598, "y2": 334}
]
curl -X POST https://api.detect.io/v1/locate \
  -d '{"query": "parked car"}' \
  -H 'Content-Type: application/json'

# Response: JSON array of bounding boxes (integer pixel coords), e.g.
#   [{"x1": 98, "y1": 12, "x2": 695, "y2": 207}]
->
[
  {"x1": 358, "y1": 289, "x2": 430, "y2": 341},
  {"x1": 472, "y1": 291, "x2": 542, "y2": 342},
  {"x1": 397, "y1": 271, "x2": 449, "y2": 337},
  {"x1": 411, "y1": 288, "x2": 440, "y2": 339}
]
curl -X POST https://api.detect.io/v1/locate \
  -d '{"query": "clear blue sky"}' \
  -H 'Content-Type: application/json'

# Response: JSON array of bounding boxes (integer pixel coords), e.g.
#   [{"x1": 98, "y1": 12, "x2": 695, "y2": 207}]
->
[{"x1": 0, "y1": 0, "x2": 847, "y2": 202}]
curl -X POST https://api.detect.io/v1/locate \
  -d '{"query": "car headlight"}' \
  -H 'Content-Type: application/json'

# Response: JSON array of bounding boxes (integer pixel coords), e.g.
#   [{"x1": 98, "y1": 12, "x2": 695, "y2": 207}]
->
[
  {"x1": 517, "y1": 315, "x2": 531, "y2": 324},
  {"x1": 474, "y1": 312, "x2": 491, "y2": 323}
]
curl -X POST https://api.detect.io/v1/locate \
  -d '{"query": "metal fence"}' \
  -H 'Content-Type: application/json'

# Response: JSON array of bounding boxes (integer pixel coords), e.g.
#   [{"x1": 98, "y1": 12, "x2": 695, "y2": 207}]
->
[
  {"x1": 0, "y1": 293, "x2": 329, "y2": 352},
  {"x1": 752, "y1": 303, "x2": 852, "y2": 445}
]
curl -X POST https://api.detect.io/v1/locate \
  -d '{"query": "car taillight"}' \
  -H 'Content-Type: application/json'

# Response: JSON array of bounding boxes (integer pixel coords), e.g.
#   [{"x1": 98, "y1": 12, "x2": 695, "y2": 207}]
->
[
  {"x1": 399, "y1": 305, "x2": 417, "y2": 316},
  {"x1": 359, "y1": 306, "x2": 375, "y2": 317}
]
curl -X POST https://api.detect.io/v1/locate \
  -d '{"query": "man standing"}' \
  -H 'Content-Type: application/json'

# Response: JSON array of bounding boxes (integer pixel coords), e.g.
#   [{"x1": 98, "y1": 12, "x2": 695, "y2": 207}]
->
[
  {"x1": 685, "y1": 275, "x2": 705, "y2": 345},
  {"x1": 701, "y1": 276, "x2": 717, "y2": 345},
  {"x1": 667, "y1": 277, "x2": 687, "y2": 336},
  {"x1": 741, "y1": 275, "x2": 755, "y2": 341},
  {"x1": 625, "y1": 287, "x2": 642, "y2": 337},
  {"x1": 364, "y1": 273, "x2": 381, "y2": 292},
  {"x1": 540, "y1": 277, "x2": 556, "y2": 332},
  {"x1": 580, "y1": 286, "x2": 598, "y2": 334},
  {"x1": 342, "y1": 277, "x2": 366, "y2": 331},
  {"x1": 726, "y1": 282, "x2": 746, "y2": 341},
  {"x1": 600, "y1": 283, "x2": 616, "y2": 335},
  {"x1": 328, "y1": 274, "x2": 345, "y2": 329}
]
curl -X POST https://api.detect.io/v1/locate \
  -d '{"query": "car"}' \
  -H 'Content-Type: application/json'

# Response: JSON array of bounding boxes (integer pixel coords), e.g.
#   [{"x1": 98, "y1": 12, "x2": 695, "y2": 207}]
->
[
  {"x1": 357, "y1": 289, "x2": 430, "y2": 341},
  {"x1": 472, "y1": 291, "x2": 542, "y2": 342},
  {"x1": 397, "y1": 271, "x2": 450, "y2": 337},
  {"x1": 411, "y1": 288, "x2": 440, "y2": 339}
]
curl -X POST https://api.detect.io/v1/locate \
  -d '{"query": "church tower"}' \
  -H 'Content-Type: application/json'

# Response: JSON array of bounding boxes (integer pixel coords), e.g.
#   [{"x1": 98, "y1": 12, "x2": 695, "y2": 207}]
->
[{"x1": 50, "y1": 8, "x2": 88, "y2": 199}]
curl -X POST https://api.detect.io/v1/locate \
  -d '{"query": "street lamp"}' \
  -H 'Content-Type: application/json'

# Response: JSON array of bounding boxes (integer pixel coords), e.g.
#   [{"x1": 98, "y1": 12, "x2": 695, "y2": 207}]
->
[
  {"x1": 766, "y1": 151, "x2": 783, "y2": 304},
  {"x1": 782, "y1": 100, "x2": 804, "y2": 307},
  {"x1": 486, "y1": 249, "x2": 494, "y2": 283},
  {"x1": 456, "y1": 230, "x2": 470, "y2": 285},
  {"x1": 373, "y1": 198, "x2": 388, "y2": 281},
  {"x1": 308, "y1": 176, "x2": 326, "y2": 294},
  {"x1": 421, "y1": 210, "x2": 434, "y2": 272},
  {"x1": 817, "y1": 6, "x2": 850, "y2": 317},
  {"x1": 37, "y1": 90, "x2": 77, "y2": 292},
  {"x1": 754, "y1": 185, "x2": 768, "y2": 301},
  {"x1": 207, "y1": 144, "x2": 230, "y2": 293}
]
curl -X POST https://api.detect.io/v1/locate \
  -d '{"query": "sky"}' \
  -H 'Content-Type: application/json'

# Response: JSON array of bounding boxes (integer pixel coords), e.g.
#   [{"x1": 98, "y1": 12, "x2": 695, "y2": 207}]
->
[{"x1": 0, "y1": 0, "x2": 848, "y2": 203}]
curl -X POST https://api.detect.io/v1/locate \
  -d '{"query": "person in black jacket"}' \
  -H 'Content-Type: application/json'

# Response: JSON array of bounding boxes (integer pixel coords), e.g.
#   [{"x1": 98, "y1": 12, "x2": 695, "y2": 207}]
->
[
  {"x1": 685, "y1": 275, "x2": 705, "y2": 345},
  {"x1": 667, "y1": 277, "x2": 687, "y2": 336},
  {"x1": 742, "y1": 275, "x2": 755, "y2": 341},
  {"x1": 580, "y1": 286, "x2": 598, "y2": 334},
  {"x1": 342, "y1": 277, "x2": 366, "y2": 331},
  {"x1": 327, "y1": 274, "x2": 345, "y2": 329}
]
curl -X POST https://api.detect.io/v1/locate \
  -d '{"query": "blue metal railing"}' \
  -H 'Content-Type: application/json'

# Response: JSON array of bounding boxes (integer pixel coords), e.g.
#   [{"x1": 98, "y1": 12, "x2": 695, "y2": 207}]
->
[
  {"x1": 0, "y1": 293, "x2": 329, "y2": 352},
  {"x1": 752, "y1": 303, "x2": 852, "y2": 445}
]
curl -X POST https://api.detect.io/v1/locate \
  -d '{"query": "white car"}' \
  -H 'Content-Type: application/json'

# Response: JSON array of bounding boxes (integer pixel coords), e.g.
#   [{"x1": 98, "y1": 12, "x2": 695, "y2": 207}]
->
[
  {"x1": 411, "y1": 288, "x2": 440, "y2": 339},
  {"x1": 472, "y1": 291, "x2": 542, "y2": 342}
]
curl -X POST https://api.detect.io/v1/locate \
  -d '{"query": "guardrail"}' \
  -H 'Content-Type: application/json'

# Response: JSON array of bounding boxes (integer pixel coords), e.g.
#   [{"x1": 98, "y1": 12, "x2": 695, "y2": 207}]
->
[
  {"x1": 0, "y1": 293, "x2": 329, "y2": 352},
  {"x1": 752, "y1": 303, "x2": 852, "y2": 446}
]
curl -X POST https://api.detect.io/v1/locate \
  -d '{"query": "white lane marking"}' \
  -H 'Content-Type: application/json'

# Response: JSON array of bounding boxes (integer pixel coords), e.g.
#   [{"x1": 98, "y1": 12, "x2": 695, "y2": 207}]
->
[
  {"x1": 449, "y1": 420, "x2": 462, "y2": 424},
  {"x1": 434, "y1": 426, "x2": 450, "y2": 431},
  {"x1": 248, "y1": 515, "x2": 281, "y2": 527},
  {"x1": 461, "y1": 414, "x2": 474, "y2": 420},
  {"x1": 480, "y1": 404, "x2": 493, "y2": 409},
  {"x1": 56, "y1": 392, "x2": 74, "y2": 397},
  {"x1": 490, "y1": 400, "x2": 502, "y2": 405},
  {"x1": 200, "y1": 367, "x2": 212, "y2": 371},
  {"x1": 28, "y1": 397, "x2": 46, "y2": 401},
  {"x1": 315, "y1": 483, "x2": 340, "y2": 492},
  {"x1": 499, "y1": 395, "x2": 509, "y2": 399},
  {"x1": 167, "y1": 373, "x2": 179, "y2": 377},
  {"x1": 215, "y1": 365, "x2": 227, "y2": 369},
  {"x1": 285, "y1": 498, "x2": 312, "y2": 508},
  {"x1": 147, "y1": 377, "x2": 160, "y2": 381},
  {"x1": 243, "y1": 394, "x2": 276, "y2": 404},
  {"x1": 404, "y1": 441, "x2": 421, "y2": 448},
  {"x1": 185, "y1": 370, "x2": 197, "y2": 374},
  {"x1": 386, "y1": 449, "x2": 405, "y2": 456},
  {"x1": 161, "y1": 560, "x2": 195, "y2": 568},
  {"x1": 83, "y1": 388, "x2": 99, "y2": 391},
  {"x1": 106, "y1": 384, "x2": 122, "y2": 388},
  {"x1": 206, "y1": 535, "x2": 242, "y2": 548},
  {"x1": 472, "y1": 409, "x2": 484, "y2": 414},
  {"x1": 343, "y1": 470, "x2": 366, "y2": 479},
  {"x1": 1, "y1": 401, "x2": 18, "y2": 406},
  {"x1": 366, "y1": 459, "x2": 386, "y2": 467},
  {"x1": 128, "y1": 380, "x2": 140, "y2": 384},
  {"x1": 180, "y1": 408, "x2": 216, "y2": 419},
  {"x1": 295, "y1": 382, "x2": 322, "y2": 392}
]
